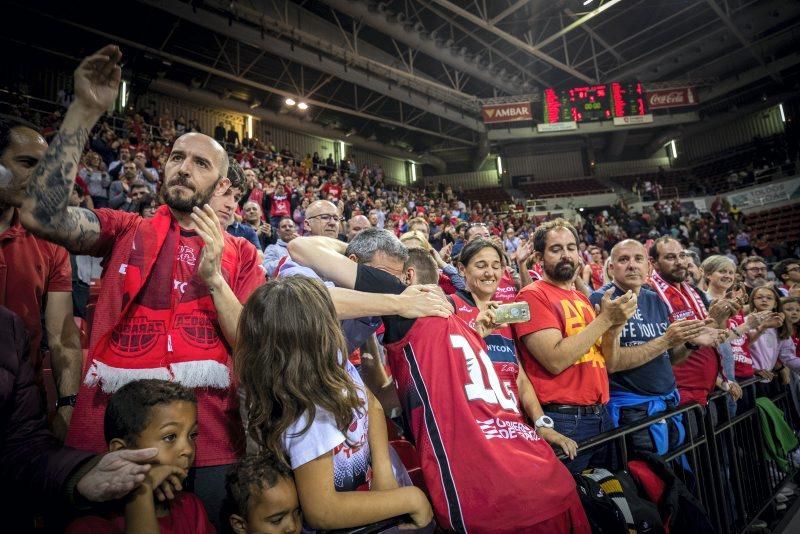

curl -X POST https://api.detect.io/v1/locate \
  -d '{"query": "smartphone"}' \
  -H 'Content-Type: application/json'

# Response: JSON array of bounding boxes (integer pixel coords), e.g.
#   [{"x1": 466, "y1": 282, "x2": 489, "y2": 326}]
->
[{"x1": 494, "y1": 302, "x2": 531, "y2": 324}]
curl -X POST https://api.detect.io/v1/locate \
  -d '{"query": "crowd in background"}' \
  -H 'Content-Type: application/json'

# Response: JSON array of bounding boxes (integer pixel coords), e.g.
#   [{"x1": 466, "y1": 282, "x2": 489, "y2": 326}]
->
[{"x1": 3, "y1": 46, "x2": 800, "y2": 533}]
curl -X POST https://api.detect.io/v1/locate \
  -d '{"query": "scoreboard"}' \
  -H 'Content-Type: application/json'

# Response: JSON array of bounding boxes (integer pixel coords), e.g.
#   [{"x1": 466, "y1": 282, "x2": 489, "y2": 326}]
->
[
  {"x1": 610, "y1": 81, "x2": 647, "y2": 118},
  {"x1": 543, "y1": 82, "x2": 648, "y2": 123}
]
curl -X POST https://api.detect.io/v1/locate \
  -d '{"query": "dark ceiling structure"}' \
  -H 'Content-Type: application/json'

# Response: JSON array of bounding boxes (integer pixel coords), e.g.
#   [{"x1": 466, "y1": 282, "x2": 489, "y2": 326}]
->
[{"x1": 2, "y1": 0, "x2": 799, "y2": 171}]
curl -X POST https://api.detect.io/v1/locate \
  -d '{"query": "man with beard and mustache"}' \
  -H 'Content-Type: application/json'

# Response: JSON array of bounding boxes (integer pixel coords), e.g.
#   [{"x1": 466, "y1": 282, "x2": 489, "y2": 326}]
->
[
  {"x1": 512, "y1": 219, "x2": 637, "y2": 473},
  {"x1": 19, "y1": 46, "x2": 265, "y2": 526},
  {"x1": 739, "y1": 255, "x2": 770, "y2": 292},
  {"x1": 649, "y1": 237, "x2": 734, "y2": 411}
]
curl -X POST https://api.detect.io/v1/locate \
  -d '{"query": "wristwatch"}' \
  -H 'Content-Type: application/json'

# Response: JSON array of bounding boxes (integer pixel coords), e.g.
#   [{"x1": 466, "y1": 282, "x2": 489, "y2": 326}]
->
[
  {"x1": 56, "y1": 395, "x2": 77, "y2": 408},
  {"x1": 534, "y1": 415, "x2": 554, "y2": 429}
]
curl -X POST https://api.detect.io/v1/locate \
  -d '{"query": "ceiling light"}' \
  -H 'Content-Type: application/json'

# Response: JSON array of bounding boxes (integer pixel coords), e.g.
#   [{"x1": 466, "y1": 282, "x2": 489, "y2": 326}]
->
[
  {"x1": 583, "y1": 0, "x2": 594, "y2": 5},
  {"x1": 285, "y1": 97, "x2": 296, "y2": 106},
  {"x1": 249, "y1": 100, "x2": 261, "y2": 109},
  {"x1": 297, "y1": 102, "x2": 309, "y2": 110}
]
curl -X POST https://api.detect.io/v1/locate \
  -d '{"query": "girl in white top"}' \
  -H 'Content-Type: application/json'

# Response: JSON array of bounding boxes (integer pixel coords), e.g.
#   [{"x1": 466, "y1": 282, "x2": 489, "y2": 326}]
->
[{"x1": 235, "y1": 276, "x2": 432, "y2": 531}]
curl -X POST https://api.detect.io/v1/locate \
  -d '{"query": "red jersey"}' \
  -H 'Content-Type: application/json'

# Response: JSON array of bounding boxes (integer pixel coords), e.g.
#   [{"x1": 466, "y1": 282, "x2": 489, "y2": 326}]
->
[
  {"x1": 321, "y1": 182, "x2": 342, "y2": 201},
  {"x1": 513, "y1": 281, "x2": 609, "y2": 405},
  {"x1": 729, "y1": 312, "x2": 754, "y2": 379},
  {"x1": 491, "y1": 269, "x2": 517, "y2": 303},
  {"x1": 590, "y1": 262, "x2": 604, "y2": 290},
  {"x1": 451, "y1": 292, "x2": 519, "y2": 401},
  {"x1": 384, "y1": 316, "x2": 578, "y2": 532},
  {"x1": 269, "y1": 194, "x2": 291, "y2": 218},
  {"x1": 437, "y1": 270, "x2": 457, "y2": 295}
]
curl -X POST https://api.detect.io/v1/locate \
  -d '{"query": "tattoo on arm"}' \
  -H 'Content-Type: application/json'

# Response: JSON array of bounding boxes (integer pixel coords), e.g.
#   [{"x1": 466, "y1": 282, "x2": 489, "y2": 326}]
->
[{"x1": 25, "y1": 127, "x2": 101, "y2": 253}]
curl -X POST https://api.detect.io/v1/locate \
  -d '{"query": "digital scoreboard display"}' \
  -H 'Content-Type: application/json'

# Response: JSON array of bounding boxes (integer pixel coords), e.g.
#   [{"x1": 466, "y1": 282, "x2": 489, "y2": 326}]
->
[
  {"x1": 543, "y1": 84, "x2": 612, "y2": 123},
  {"x1": 611, "y1": 81, "x2": 647, "y2": 118}
]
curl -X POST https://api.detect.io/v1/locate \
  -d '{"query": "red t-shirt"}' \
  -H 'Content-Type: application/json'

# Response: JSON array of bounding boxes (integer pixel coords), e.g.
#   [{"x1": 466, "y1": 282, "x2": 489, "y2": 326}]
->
[
  {"x1": 66, "y1": 491, "x2": 214, "y2": 534},
  {"x1": 491, "y1": 269, "x2": 518, "y2": 303},
  {"x1": 437, "y1": 270, "x2": 457, "y2": 295},
  {"x1": 65, "y1": 209, "x2": 265, "y2": 467},
  {"x1": 269, "y1": 193, "x2": 291, "y2": 218},
  {"x1": 0, "y1": 209, "x2": 72, "y2": 375},
  {"x1": 512, "y1": 281, "x2": 609, "y2": 405},
  {"x1": 384, "y1": 316, "x2": 578, "y2": 532},
  {"x1": 321, "y1": 182, "x2": 342, "y2": 201},
  {"x1": 729, "y1": 312, "x2": 754, "y2": 379}
]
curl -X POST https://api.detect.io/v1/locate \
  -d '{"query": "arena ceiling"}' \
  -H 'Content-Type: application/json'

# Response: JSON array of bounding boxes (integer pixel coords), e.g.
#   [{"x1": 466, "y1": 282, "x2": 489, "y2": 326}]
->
[{"x1": 3, "y1": 0, "x2": 800, "y2": 168}]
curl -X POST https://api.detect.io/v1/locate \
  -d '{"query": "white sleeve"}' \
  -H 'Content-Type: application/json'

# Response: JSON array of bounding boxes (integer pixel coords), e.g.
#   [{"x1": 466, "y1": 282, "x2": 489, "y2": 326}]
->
[{"x1": 283, "y1": 406, "x2": 346, "y2": 470}]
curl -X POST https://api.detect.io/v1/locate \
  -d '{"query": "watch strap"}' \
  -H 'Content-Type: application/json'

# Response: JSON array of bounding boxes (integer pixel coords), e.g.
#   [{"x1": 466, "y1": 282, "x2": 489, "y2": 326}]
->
[{"x1": 57, "y1": 394, "x2": 78, "y2": 408}]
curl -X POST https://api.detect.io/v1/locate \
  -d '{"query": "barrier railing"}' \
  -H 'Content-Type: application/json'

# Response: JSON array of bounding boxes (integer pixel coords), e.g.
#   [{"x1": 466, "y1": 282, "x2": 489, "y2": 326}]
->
[{"x1": 561, "y1": 377, "x2": 799, "y2": 533}]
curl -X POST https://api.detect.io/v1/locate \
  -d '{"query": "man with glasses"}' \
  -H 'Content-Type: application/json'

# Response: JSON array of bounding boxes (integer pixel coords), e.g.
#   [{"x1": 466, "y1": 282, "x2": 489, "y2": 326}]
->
[
  {"x1": 774, "y1": 258, "x2": 800, "y2": 296},
  {"x1": 739, "y1": 256, "x2": 770, "y2": 292},
  {"x1": 304, "y1": 199, "x2": 343, "y2": 239}
]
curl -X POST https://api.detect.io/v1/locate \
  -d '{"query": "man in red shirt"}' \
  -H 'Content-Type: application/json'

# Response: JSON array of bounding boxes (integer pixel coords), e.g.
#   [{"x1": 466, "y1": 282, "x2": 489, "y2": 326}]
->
[
  {"x1": 512, "y1": 219, "x2": 636, "y2": 473},
  {"x1": 648, "y1": 237, "x2": 732, "y2": 408},
  {"x1": 582, "y1": 246, "x2": 605, "y2": 290},
  {"x1": 19, "y1": 46, "x2": 264, "y2": 524},
  {"x1": 0, "y1": 115, "x2": 82, "y2": 440}
]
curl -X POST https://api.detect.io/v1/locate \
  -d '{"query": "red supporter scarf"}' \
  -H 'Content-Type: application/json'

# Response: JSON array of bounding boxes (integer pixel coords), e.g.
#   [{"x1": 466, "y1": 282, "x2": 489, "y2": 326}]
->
[
  {"x1": 650, "y1": 270, "x2": 708, "y2": 321},
  {"x1": 85, "y1": 205, "x2": 237, "y2": 393}
]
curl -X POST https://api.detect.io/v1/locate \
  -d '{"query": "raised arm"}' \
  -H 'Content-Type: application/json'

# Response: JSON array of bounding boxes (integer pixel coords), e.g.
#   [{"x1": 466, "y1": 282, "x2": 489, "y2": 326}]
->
[
  {"x1": 19, "y1": 45, "x2": 122, "y2": 254},
  {"x1": 287, "y1": 236, "x2": 356, "y2": 288}
]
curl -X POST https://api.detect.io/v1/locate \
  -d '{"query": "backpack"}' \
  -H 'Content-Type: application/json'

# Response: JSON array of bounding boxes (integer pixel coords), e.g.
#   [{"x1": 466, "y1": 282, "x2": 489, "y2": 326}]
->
[
  {"x1": 575, "y1": 468, "x2": 664, "y2": 533},
  {"x1": 628, "y1": 453, "x2": 716, "y2": 534}
]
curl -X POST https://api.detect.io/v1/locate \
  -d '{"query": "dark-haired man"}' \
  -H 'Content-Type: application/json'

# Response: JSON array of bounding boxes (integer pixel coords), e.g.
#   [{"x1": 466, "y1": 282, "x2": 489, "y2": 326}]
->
[
  {"x1": 19, "y1": 46, "x2": 265, "y2": 523},
  {"x1": 0, "y1": 115, "x2": 82, "y2": 441},
  {"x1": 512, "y1": 219, "x2": 637, "y2": 473},
  {"x1": 649, "y1": 237, "x2": 732, "y2": 408},
  {"x1": 774, "y1": 258, "x2": 800, "y2": 296}
]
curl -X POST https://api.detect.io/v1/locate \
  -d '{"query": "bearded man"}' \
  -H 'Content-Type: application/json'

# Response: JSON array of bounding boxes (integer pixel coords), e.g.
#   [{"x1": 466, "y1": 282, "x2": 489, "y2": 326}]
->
[
  {"x1": 19, "y1": 45, "x2": 264, "y2": 524},
  {"x1": 511, "y1": 219, "x2": 637, "y2": 473}
]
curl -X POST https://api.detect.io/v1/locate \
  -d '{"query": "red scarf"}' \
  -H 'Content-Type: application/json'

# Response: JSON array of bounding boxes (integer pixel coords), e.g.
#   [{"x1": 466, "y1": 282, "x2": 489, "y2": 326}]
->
[
  {"x1": 650, "y1": 270, "x2": 707, "y2": 322},
  {"x1": 85, "y1": 205, "x2": 238, "y2": 393}
]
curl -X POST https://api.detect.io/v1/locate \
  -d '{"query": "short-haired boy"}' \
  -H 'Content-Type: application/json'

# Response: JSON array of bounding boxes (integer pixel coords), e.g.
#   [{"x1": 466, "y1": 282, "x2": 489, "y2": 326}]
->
[
  {"x1": 226, "y1": 453, "x2": 302, "y2": 534},
  {"x1": 67, "y1": 379, "x2": 213, "y2": 533}
]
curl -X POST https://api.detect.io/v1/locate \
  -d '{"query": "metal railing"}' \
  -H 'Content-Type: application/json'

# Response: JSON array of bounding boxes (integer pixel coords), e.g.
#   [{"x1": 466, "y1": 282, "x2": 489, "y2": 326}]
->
[{"x1": 562, "y1": 377, "x2": 799, "y2": 533}]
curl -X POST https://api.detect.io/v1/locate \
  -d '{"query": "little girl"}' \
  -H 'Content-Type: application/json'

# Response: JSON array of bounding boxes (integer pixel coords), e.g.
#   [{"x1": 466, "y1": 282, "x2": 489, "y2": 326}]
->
[
  {"x1": 748, "y1": 286, "x2": 795, "y2": 385},
  {"x1": 235, "y1": 276, "x2": 432, "y2": 531}
]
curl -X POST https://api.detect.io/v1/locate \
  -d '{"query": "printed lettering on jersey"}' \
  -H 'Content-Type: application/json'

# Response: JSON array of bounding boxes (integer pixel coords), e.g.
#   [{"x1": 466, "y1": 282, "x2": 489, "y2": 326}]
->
[
  {"x1": 451, "y1": 334, "x2": 519, "y2": 413},
  {"x1": 560, "y1": 299, "x2": 606, "y2": 368},
  {"x1": 476, "y1": 417, "x2": 540, "y2": 441}
]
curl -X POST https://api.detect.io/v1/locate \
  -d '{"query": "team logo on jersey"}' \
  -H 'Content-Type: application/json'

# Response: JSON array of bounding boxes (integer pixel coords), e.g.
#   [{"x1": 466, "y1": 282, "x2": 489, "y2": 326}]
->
[
  {"x1": 111, "y1": 317, "x2": 166, "y2": 354},
  {"x1": 174, "y1": 311, "x2": 220, "y2": 348},
  {"x1": 476, "y1": 417, "x2": 539, "y2": 441},
  {"x1": 458, "y1": 305, "x2": 473, "y2": 313}
]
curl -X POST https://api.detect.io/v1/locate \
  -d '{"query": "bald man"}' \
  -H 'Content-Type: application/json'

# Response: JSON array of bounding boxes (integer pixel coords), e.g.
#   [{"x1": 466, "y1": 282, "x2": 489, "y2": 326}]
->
[
  {"x1": 303, "y1": 199, "x2": 343, "y2": 239},
  {"x1": 19, "y1": 46, "x2": 265, "y2": 524},
  {"x1": 347, "y1": 214, "x2": 372, "y2": 242}
]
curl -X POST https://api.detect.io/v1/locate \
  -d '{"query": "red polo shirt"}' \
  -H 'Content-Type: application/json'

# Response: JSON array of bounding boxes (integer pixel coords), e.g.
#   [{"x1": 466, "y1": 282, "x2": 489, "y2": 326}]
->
[{"x1": 0, "y1": 209, "x2": 72, "y2": 374}]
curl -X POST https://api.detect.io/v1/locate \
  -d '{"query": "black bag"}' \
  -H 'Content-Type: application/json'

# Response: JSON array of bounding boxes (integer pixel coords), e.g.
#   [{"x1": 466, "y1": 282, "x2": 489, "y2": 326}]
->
[{"x1": 575, "y1": 468, "x2": 664, "y2": 534}]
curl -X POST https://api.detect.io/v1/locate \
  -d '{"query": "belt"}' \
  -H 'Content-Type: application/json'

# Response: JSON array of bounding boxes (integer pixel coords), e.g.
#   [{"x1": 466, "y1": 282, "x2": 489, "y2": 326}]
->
[{"x1": 542, "y1": 403, "x2": 604, "y2": 415}]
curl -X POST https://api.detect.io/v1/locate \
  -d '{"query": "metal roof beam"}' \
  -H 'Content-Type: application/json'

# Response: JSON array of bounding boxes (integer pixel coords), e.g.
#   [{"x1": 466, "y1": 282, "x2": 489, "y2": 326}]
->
[{"x1": 426, "y1": 0, "x2": 595, "y2": 83}]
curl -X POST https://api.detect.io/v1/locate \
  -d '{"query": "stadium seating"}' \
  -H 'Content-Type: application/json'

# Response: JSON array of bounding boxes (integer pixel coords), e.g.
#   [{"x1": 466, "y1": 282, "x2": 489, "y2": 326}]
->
[
  {"x1": 743, "y1": 203, "x2": 800, "y2": 245},
  {"x1": 518, "y1": 178, "x2": 611, "y2": 198}
]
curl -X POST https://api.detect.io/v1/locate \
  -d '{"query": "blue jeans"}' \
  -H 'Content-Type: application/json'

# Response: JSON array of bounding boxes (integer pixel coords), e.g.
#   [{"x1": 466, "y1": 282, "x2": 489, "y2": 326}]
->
[{"x1": 546, "y1": 405, "x2": 614, "y2": 474}]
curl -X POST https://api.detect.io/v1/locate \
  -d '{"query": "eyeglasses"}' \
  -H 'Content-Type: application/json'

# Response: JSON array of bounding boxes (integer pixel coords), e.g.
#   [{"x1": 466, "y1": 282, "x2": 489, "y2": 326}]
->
[
  {"x1": 307, "y1": 214, "x2": 344, "y2": 223},
  {"x1": 745, "y1": 266, "x2": 767, "y2": 273},
  {"x1": 786, "y1": 266, "x2": 800, "y2": 273}
]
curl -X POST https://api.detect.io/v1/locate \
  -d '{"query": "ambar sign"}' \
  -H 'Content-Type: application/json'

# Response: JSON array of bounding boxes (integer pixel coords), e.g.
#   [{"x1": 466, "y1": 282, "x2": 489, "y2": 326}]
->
[{"x1": 482, "y1": 102, "x2": 532, "y2": 124}]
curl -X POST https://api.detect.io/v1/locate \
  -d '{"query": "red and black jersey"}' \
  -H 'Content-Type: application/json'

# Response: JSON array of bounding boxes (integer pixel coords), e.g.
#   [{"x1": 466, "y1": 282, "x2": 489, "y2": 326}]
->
[
  {"x1": 491, "y1": 269, "x2": 518, "y2": 303},
  {"x1": 384, "y1": 315, "x2": 577, "y2": 532},
  {"x1": 451, "y1": 291, "x2": 519, "y2": 402}
]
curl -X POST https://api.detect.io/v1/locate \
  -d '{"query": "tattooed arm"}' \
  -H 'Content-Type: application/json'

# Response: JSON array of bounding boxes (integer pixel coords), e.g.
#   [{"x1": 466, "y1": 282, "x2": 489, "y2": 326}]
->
[{"x1": 19, "y1": 45, "x2": 122, "y2": 254}]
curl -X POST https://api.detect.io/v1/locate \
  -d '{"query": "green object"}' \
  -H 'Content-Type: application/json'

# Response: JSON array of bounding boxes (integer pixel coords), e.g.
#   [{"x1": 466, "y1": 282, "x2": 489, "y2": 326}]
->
[{"x1": 756, "y1": 397, "x2": 800, "y2": 472}]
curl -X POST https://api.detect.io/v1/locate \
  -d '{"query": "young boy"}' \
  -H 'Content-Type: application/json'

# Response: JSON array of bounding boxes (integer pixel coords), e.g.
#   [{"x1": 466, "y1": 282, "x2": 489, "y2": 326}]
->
[
  {"x1": 226, "y1": 453, "x2": 302, "y2": 534},
  {"x1": 67, "y1": 379, "x2": 213, "y2": 533}
]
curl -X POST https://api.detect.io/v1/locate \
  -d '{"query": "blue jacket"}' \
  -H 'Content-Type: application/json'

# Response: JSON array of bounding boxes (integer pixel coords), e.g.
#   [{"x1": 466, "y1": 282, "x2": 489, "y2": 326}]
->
[{"x1": 607, "y1": 389, "x2": 685, "y2": 455}]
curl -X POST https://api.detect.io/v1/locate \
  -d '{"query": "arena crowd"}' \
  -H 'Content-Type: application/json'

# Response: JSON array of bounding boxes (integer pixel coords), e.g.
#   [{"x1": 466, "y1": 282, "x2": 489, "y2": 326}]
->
[{"x1": 2, "y1": 45, "x2": 800, "y2": 533}]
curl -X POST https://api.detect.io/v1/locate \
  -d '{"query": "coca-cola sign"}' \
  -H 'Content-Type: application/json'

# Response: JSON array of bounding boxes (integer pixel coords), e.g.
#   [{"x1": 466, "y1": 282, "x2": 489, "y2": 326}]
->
[{"x1": 646, "y1": 88, "x2": 698, "y2": 109}]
